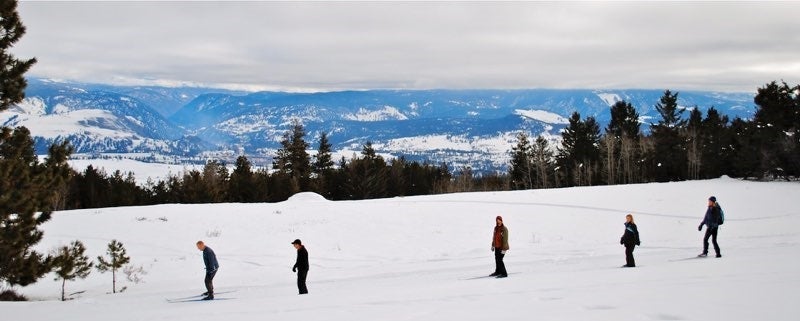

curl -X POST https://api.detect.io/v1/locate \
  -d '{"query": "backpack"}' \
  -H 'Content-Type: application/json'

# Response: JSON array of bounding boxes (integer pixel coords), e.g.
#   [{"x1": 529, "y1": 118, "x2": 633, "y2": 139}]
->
[{"x1": 716, "y1": 205, "x2": 725, "y2": 225}]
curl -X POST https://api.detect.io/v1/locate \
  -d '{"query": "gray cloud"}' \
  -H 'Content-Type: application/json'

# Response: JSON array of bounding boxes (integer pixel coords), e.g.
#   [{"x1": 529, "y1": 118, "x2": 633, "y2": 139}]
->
[{"x1": 13, "y1": 1, "x2": 800, "y2": 92}]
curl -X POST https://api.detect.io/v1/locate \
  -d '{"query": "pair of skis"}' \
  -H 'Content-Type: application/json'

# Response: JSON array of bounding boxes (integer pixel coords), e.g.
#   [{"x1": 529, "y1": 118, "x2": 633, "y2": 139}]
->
[{"x1": 166, "y1": 290, "x2": 237, "y2": 303}]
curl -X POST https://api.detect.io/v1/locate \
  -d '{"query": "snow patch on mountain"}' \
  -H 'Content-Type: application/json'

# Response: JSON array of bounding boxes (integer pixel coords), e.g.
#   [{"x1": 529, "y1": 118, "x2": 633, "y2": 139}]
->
[
  {"x1": 2, "y1": 107, "x2": 137, "y2": 139},
  {"x1": 11, "y1": 97, "x2": 47, "y2": 115},
  {"x1": 596, "y1": 92, "x2": 622, "y2": 106},
  {"x1": 344, "y1": 106, "x2": 409, "y2": 121},
  {"x1": 216, "y1": 115, "x2": 276, "y2": 134},
  {"x1": 514, "y1": 109, "x2": 569, "y2": 124}
]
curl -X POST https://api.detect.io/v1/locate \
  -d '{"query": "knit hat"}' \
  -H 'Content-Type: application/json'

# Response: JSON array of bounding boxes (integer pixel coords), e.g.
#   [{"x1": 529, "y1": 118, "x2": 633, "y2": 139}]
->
[{"x1": 709, "y1": 196, "x2": 717, "y2": 202}]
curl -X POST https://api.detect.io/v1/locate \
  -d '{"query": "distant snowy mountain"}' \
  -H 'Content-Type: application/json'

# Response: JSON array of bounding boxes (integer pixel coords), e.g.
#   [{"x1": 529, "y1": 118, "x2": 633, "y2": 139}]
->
[{"x1": 2, "y1": 78, "x2": 756, "y2": 173}]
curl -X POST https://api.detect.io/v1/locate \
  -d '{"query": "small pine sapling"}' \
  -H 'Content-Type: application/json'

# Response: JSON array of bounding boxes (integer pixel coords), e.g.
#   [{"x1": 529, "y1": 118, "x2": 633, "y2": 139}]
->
[
  {"x1": 96, "y1": 240, "x2": 130, "y2": 294},
  {"x1": 52, "y1": 240, "x2": 93, "y2": 301}
]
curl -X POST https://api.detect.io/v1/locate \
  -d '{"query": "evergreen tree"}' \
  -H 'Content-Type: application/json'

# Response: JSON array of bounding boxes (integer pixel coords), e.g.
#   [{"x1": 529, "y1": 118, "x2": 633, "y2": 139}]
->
[
  {"x1": 75, "y1": 165, "x2": 111, "y2": 208},
  {"x1": 603, "y1": 100, "x2": 642, "y2": 184},
  {"x1": 312, "y1": 132, "x2": 335, "y2": 197},
  {"x1": 729, "y1": 118, "x2": 760, "y2": 178},
  {"x1": 346, "y1": 142, "x2": 388, "y2": 199},
  {"x1": 313, "y1": 132, "x2": 334, "y2": 174},
  {"x1": 0, "y1": 6, "x2": 71, "y2": 294},
  {"x1": 557, "y1": 112, "x2": 601, "y2": 186},
  {"x1": 649, "y1": 90, "x2": 688, "y2": 182},
  {"x1": 0, "y1": 0, "x2": 37, "y2": 111},
  {"x1": 386, "y1": 157, "x2": 407, "y2": 197},
  {"x1": 700, "y1": 107, "x2": 732, "y2": 178},
  {"x1": 753, "y1": 81, "x2": 800, "y2": 178},
  {"x1": 52, "y1": 240, "x2": 92, "y2": 301},
  {"x1": 1, "y1": 127, "x2": 73, "y2": 289},
  {"x1": 509, "y1": 132, "x2": 534, "y2": 190},
  {"x1": 201, "y1": 160, "x2": 229, "y2": 202},
  {"x1": 109, "y1": 170, "x2": 142, "y2": 207},
  {"x1": 229, "y1": 155, "x2": 255, "y2": 202},
  {"x1": 96, "y1": 240, "x2": 130, "y2": 294},
  {"x1": 531, "y1": 135, "x2": 554, "y2": 189},
  {"x1": 685, "y1": 108, "x2": 703, "y2": 180},
  {"x1": 273, "y1": 120, "x2": 311, "y2": 193}
]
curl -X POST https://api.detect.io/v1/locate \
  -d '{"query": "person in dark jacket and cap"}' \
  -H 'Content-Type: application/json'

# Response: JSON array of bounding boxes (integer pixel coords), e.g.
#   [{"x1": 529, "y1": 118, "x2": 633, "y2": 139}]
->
[
  {"x1": 292, "y1": 239, "x2": 309, "y2": 294},
  {"x1": 196, "y1": 240, "x2": 219, "y2": 300},
  {"x1": 490, "y1": 216, "x2": 510, "y2": 278},
  {"x1": 698, "y1": 196, "x2": 723, "y2": 257},
  {"x1": 620, "y1": 214, "x2": 641, "y2": 267}
]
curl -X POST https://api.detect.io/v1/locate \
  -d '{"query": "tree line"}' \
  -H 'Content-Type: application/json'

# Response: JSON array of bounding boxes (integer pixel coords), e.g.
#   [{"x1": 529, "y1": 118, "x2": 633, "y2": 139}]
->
[{"x1": 508, "y1": 82, "x2": 799, "y2": 189}]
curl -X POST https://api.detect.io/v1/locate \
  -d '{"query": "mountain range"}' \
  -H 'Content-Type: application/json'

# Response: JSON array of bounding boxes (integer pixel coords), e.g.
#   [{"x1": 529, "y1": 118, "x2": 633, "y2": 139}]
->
[{"x1": 1, "y1": 78, "x2": 756, "y2": 173}]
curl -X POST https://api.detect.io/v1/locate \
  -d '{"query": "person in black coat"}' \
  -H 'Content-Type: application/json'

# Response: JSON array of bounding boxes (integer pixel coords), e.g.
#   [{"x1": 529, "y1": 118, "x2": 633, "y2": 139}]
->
[
  {"x1": 291, "y1": 239, "x2": 309, "y2": 294},
  {"x1": 620, "y1": 214, "x2": 640, "y2": 267},
  {"x1": 698, "y1": 196, "x2": 723, "y2": 258},
  {"x1": 196, "y1": 240, "x2": 219, "y2": 300}
]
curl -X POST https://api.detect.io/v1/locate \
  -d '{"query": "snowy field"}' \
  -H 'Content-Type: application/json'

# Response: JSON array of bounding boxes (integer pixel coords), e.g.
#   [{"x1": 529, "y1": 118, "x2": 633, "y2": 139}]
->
[{"x1": 4, "y1": 177, "x2": 800, "y2": 321}]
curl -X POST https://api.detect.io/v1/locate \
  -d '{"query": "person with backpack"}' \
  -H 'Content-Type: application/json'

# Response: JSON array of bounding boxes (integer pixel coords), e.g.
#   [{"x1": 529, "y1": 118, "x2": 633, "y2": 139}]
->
[
  {"x1": 196, "y1": 241, "x2": 219, "y2": 300},
  {"x1": 698, "y1": 196, "x2": 724, "y2": 258},
  {"x1": 620, "y1": 214, "x2": 640, "y2": 267},
  {"x1": 490, "y1": 216, "x2": 510, "y2": 278}
]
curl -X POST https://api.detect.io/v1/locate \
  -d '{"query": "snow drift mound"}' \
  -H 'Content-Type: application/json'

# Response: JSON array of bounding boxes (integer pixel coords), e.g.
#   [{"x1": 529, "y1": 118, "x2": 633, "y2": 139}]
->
[{"x1": 286, "y1": 192, "x2": 328, "y2": 202}]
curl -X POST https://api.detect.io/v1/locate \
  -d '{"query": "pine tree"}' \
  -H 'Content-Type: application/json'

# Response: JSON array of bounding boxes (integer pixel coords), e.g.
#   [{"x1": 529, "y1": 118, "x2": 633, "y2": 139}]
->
[
  {"x1": 52, "y1": 240, "x2": 92, "y2": 301},
  {"x1": 201, "y1": 160, "x2": 229, "y2": 202},
  {"x1": 604, "y1": 100, "x2": 642, "y2": 184},
  {"x1": 700, "y1": 107, "x2": 732, "y2": 178},
  {"x1": 273, "y1": 120, "x2": 311, "y2": 193},
  {"x1": 1, "y1": 127, "x2": 73, "y2": 289},
  {"x1": 0, "y1": 0, "x2": 37, "y2": 111},
  {"x1": 229, "y1": 155, "x2": 255, "y2": 202},
  {"x1": 346, "y1": 142, "x2": 388, "y2": 199},
  {"x1": 753, "y1": 81, "x2": 800, "y2": 178},
  {"x1": 729, "y1": 117, "x2": 760, "y2": 178},
  {"x1": 649, "y1": 90, "x2": 688, "y2": 182},
  {"x1": 509, "y1": 132, "x2": 533, "y2": 190},
  {"x1": 531, "y1": 135, "x2": 554, "y2": 189},
  {"x1": 685, "y1": 108, "x2": 703, "y2": 180},
  {"x1": 312, "y1": 132, "x2": 335, "y2": 198},
  {"x1": 313, "y1": 132, "x2": 334, "y2": 174},
  {"x1": 0, "y1": 3, "x2": 64, "y2": 293},
  {"x1": 96, "y1": 240, "x2": 130, "y2": 294},
  {"x1": 557, "y1": 112, "x2": 601, "y2": 186}
]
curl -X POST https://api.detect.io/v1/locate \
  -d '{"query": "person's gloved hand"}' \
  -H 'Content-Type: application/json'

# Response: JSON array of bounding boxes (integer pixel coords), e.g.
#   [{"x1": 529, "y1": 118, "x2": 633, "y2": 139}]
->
[
  {"x1": 292, "y1": 266, "x2": 297, "y2": 272},
  {"x1": 491, "y1": 247, "x2": 495, "y2": 252},
  {"x1": 636, "y1": 241, "x2": 641, "y2": 246},
  {"x1": 698, "y1": 225, "x2": 702, "y2": 231}
]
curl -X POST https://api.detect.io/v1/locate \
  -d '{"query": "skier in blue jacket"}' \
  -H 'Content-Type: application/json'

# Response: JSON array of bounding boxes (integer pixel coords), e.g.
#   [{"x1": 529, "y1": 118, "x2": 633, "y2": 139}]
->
[{"x1": 196, "y1": 241, "x2": 219, "y2": 300}]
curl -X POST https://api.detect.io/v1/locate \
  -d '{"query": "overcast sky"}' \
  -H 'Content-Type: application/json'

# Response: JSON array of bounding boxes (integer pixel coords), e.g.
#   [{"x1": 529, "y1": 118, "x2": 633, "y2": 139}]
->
[{"x1": 13, "y1": 1, "x2": 800, "y2": 93}]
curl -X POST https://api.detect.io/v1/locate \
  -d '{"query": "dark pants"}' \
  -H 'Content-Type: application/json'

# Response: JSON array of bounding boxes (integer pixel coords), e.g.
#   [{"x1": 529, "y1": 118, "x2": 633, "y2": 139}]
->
[
  {"x1": 703, "y1": 227, "x2": 721, "y2": 255},
  {"x1": 624, "y1": 244, "x2": 636, "y2": 267},
  {"x1": 297, "y1": 269, "x2": 308, "y2": 294},
  {"x1": 204, "y1": 270, "x2": 216, "y2": 295},
  {"x1": 494, "y1": 248, "x2": 507, "y2": 276}
]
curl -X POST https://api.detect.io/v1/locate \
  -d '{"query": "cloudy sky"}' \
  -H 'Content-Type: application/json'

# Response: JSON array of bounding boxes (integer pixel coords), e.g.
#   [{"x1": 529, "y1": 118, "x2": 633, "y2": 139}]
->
[{"x1": 13, "y1": 1, "x2": 800, "y2": 92}]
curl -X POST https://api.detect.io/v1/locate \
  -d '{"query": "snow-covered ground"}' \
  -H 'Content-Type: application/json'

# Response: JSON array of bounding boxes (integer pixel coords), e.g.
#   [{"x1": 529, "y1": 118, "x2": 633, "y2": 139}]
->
[{"x1": 4, "y1": 177, "x2": 799, "y2": 321}]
